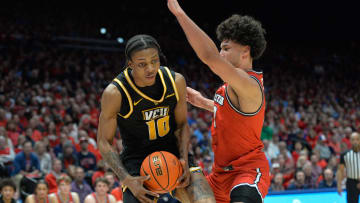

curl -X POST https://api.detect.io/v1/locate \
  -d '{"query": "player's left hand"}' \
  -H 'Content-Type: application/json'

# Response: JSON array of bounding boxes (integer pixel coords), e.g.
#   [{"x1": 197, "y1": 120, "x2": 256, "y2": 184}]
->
[
  {"x1": 167, "y1": 0, "x2": 184, "y2": 16},
  {"x1": 176, "y1": 158, "x2": 190, "y2": 188}
]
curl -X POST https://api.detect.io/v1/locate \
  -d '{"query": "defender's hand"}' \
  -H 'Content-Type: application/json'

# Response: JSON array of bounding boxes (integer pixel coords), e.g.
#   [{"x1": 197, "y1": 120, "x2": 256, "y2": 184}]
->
[
  {"x1": 123, "y1": 175, "x2": 159, "y2": 203},
  {"x1": 176, "y1": 159, "x2": 191, "y2": 188},
  {"x1": 167, "y1": 0, "x2": 185, "y2": 16}
]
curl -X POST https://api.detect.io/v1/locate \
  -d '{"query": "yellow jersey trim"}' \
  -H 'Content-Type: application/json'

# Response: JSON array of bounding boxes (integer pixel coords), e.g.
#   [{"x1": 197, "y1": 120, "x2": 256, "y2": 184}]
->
[
  {"x1": 164, "y1": 67, "x2": 179, "y2": 102},
  {"x1": 124, "y1": 68, "x2": 167, "y2": 105},
  {"x1": 113, "y1": 78, "x2": 133, "y2": 119}
]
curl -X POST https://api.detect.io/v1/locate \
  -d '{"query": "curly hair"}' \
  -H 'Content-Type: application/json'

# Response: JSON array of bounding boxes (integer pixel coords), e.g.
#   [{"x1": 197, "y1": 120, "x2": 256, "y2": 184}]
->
[{"x1": 216, "y1": 14, "x2": 266, "y2": 60}]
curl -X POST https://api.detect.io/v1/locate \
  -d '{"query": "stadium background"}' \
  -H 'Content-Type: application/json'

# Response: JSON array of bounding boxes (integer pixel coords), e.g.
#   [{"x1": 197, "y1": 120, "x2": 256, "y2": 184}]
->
[{"x1": 1, "y1": 0, "x2": 360, "y2": 202}]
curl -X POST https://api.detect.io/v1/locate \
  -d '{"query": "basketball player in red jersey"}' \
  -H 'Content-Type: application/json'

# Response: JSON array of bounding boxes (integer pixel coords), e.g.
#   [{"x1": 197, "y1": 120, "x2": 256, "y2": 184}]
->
[{"x1": 168, "y1": 1, "x2": 270, "y2": 202}]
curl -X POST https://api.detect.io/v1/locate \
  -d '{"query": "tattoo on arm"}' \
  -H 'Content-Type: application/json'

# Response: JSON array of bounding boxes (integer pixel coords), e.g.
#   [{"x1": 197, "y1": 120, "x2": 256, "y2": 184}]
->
[{"x1": 101, "y1": 142, "x2": 129, "y2": 182}]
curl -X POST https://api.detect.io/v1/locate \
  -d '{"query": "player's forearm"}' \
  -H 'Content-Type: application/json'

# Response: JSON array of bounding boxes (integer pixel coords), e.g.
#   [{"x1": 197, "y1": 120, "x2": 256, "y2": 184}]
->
[
  {"x1": 98, "y1": 137, "x2": 130, "y2": 182},
  {"x1": 174, "y1": 12, "x2": 220, "y2": 66},
  {"x1": 176, "y1": 123, "x2": 190, "y2": 163},
  {"x1": 98, "y1": 118, "x2": 130, "y2": 182},
  {"x1": 200, "y1": 97, "x2": 215, "y2": 112}
]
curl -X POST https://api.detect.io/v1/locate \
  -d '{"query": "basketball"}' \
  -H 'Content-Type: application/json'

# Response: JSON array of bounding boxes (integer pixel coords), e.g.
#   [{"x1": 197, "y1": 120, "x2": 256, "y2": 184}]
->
[{"x1": 140, "y1": 151, "x2": 183, "y2": 194}]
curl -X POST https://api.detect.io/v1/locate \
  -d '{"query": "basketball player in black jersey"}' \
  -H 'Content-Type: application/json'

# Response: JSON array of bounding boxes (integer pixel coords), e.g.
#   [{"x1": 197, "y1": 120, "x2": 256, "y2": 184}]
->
[{"x1": 97, "y1": 34, "x2": 215, "y2": 203}]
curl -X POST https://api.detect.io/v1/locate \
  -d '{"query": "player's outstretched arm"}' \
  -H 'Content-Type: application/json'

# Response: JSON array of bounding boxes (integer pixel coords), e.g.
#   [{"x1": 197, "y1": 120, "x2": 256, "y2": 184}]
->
[
  {"x1": 167, "y1": 0, "x2": 260, "y2": 100},
  {"x1": 98, "y1": 84, "x2": 159, "y2": 203},
  {"x1": 186, "y1": 87, "x2": 214, "y2": 112}
]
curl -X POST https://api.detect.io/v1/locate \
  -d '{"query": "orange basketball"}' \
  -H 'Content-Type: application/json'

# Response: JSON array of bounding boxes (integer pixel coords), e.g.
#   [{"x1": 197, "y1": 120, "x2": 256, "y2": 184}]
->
[{"x1": 140, "y1": 151, "x2": 183, "y2": 194}]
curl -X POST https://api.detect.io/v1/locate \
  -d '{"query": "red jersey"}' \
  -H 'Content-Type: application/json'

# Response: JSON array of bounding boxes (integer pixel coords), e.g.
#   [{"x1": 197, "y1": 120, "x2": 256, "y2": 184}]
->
[{"x1": 211, "y1": 70, "x2": 268, "y2": 171}]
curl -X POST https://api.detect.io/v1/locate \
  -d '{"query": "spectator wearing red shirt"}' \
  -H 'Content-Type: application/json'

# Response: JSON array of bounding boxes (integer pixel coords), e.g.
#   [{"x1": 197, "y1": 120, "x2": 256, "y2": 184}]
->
[
  {"x1": 6, "y1": 121, "x2": 20, "y2": 147},
  {"x1": 0, "y1": 109, "x2": 7, "y2": 127},
  {"x1": 0, "y1": 135, "x2": 15, "y2": 177},
  {"x1": 91, "y1": 160, "x2": 107, "y2": 186},
  {"x1": 341, "y1": 127, "x2": 353, "y2": 150},
  {"x1": 111, "y1": 186, "x2": 123, "y2": 203},
  {"x1": 45, "y1": 158, "x2": 64, "y2": 193},
  {"x1": 306, "y1": 129, "x2": 319, "y2": 149}
]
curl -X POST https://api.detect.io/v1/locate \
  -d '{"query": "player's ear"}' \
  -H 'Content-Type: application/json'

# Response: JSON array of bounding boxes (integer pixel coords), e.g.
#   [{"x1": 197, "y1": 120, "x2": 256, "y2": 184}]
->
[
  {"x1": 242, "y1": 45, "x2": 251, "y2": 59},
  {"x1": 127, "y1": 60, "x2": 134, "y2": 69}
]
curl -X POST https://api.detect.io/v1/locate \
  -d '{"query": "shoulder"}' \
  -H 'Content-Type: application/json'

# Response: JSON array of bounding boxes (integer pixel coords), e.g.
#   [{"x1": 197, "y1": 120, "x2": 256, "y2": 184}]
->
[
  {"x1": 174, "y1": 72, "x2": 186, "y2": 88},
  {"x1": 102, "y1": 84, "x2": 122, "y2": 99},
  {"x1": 174, "y1": 72, "x2": 185, "y2": 81},
  {"x1": 84, "y1": 194, "x2": 95, "y2": 203},
  {"x1": 25, "y1": 194, "x2": 34, "y2": 203},
  {"x1": 108, "y1": 194, "x2": 117, "y2": 202},
  {"x1": 71, "y1": 192, "x2": 80, "y2": 202},
  {"x1": 48, "y1": 194, "x2": 57, "y2": 202}
]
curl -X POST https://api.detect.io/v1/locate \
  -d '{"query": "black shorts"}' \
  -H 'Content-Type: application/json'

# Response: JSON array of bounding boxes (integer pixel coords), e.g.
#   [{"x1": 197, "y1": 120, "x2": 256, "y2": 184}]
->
[{"x1": 230, "y1": 185, "x2": 262, "y2": 203}]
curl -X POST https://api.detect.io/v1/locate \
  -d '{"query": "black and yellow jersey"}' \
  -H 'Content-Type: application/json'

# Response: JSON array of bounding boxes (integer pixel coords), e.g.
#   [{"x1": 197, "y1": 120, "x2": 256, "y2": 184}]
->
[{"x1": 111, "y1": 66, "x2": 180, "y2": 176}]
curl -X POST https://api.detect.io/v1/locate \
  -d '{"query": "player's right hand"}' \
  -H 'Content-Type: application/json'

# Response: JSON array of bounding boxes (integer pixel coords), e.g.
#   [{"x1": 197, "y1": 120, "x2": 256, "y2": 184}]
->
[
  {"x1": 186, "y1": 87, "x2": 204, "y2": 108},
  {"x1": 123, "y1": 175, "x2": 159, "y2": 203},
  {"x1": 167, "y1": 0, "x2": 184, "y2": 16},
  {"x1": 337, "y1": 185, "x2": 342, "y2": 196}
]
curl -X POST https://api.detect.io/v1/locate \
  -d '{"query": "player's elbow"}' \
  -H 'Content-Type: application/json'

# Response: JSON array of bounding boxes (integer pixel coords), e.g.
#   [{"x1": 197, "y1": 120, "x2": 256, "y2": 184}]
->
[{"x1": 198, "y1": 51, "x2": 219, "y2": 65}]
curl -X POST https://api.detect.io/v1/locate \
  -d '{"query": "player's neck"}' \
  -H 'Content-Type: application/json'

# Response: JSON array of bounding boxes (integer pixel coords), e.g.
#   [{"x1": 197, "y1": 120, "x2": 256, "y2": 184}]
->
[{"x1": 238, "y1": 60, "x2": 253, "y2": 71}]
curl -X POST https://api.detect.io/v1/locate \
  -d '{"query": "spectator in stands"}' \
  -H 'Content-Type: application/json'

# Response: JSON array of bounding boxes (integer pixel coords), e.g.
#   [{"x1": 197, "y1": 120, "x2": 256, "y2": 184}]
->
[
  {"x1": 287, "y1": 170, "x2": 310, "y2": 190},
  {"x1": 105, "y1": 172, "x2": 119, "y2": 191},
  {"x1": 326, "y1": 155, "x2": 338, "y2": 174},
  {"x1": 92, "y1": 160, "x2": 107, "y2": 186},
  {"x1": 84, "y1": 177, "x2": 116, "y2": 203},
  {"x1": 0, "y1": 178, "x2": 16, "y2": 203},
  {"x1": 77, "y1": 137, "x2": 96, "y2": 176},
  {"x1": 45, "y1": 158, "x2": 64, "y2": 194},
  {"x1": 12, "y1": 141, "x2": 40, "y2": 177},
  {"x1": 111, "y1": 186, "x2": 123, "y2": 203},
  {"x1": 269, "y1": 173, "x2": 285, "y2": 192},
  {"x1": 71, "y1": 166, "x2": 93, "y2": 203},
  {"x1": 0, "y1": 135, "x2": 15, "y2": 177},
  {"x1": 310, "y1": 153, "x2": 322, "y2": 179},
  {"x1": 24, "y1": 180, "x2": 50, "y2": 203},
  {"x1": 49, "y1": 175, "x2": 80, "y2": 203},
  {"x1": 54, "y1": 133, "x2": 70, "y2": 157},
  {"x1": 34, "y1": 141, "x2": 52, "y2": 174},
  {"x1": 318, "y1": 168, "x2": 337, "y2": 188},
  {"x1": 267, "y1": 134, "x2": 280, "y2": 160},
  {"x1": 314, "y1": 134, "x2": 332, "y2": 160},
  {"x1": 302, "y1": 162, "x2": 318, "y2": 188},
  {"x1": 342, "y1": 127, "x2": 352, "y2": 149},
  {"x1": 58, "y1": 140, "x2": 78, "y2": 169}
]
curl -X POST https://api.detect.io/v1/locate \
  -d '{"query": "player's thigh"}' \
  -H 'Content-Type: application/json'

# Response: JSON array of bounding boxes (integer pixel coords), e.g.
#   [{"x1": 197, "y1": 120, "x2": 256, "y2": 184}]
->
[
  {"x1": 175, "y1": 168, "x2": 215, "y2": 203},
  {"x1": 230, "y1": 185, "x2": 262, "y2": 203}
]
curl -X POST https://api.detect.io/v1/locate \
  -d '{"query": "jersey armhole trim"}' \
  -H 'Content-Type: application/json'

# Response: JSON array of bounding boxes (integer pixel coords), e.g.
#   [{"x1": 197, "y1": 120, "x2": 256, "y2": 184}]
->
[
  {"x1": 113, "y1": 78, "x2": 133, "y2": 119},
  {"x1": 164, "y1": 66, "x2": 179, "y2": 102},
  {"x1": 225, "y1": 75, "x2": 264, "y2": 116}
]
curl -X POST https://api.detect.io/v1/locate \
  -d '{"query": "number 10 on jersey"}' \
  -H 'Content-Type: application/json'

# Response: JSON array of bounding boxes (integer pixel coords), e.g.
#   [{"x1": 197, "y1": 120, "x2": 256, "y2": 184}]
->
[{"x1": 146, "y1": 115, "x2": 170, "y2": 140}]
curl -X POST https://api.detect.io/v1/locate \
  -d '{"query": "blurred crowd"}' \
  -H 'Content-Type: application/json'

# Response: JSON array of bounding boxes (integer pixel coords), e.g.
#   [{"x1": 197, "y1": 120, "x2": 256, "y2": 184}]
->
[{"x1": 1, "y1": 12, "x2": 360, "y2": 202}]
